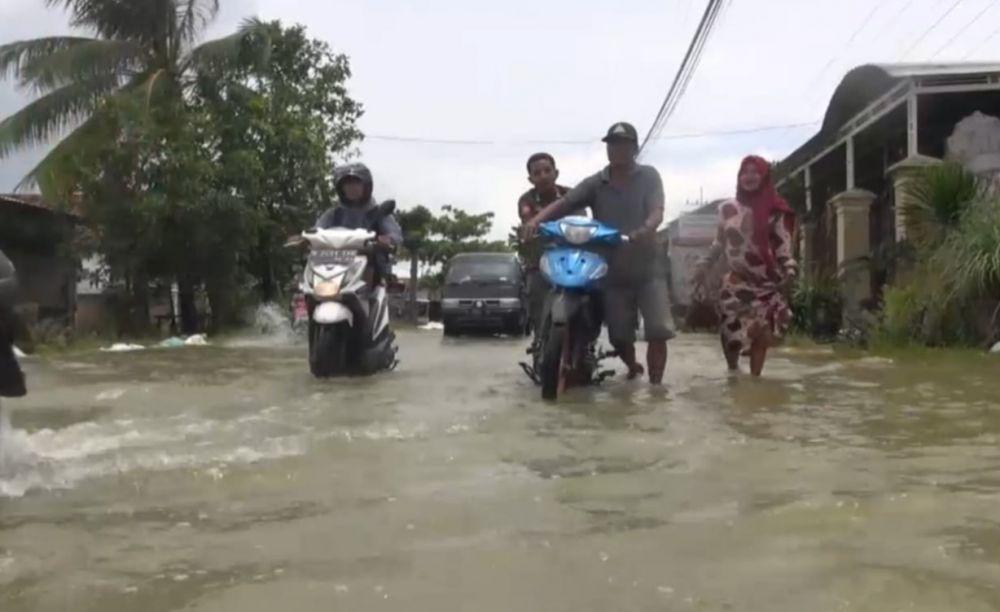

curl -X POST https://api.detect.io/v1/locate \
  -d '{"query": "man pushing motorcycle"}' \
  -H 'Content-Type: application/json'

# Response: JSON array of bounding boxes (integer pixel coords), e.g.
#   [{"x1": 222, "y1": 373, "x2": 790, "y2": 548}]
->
[{"x1": 522, "y1": 122, "x2": 676, "y2": 385}]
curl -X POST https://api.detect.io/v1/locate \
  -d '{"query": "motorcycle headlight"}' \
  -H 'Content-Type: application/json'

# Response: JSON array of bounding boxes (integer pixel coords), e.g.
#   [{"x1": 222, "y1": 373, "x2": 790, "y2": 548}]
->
[
  {"x1": 315, "y1": 278, "x2": 342, "y2": 299},
  {"x1": 560, "y1": 222, "x2": 597, "y2": 245}
]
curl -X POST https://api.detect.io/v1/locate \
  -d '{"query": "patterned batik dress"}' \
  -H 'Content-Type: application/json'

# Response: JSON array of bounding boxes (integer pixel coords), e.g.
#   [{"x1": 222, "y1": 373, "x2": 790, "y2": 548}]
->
[{"x1": 708, "y1": 199, "x2": 796, "y2": 354}]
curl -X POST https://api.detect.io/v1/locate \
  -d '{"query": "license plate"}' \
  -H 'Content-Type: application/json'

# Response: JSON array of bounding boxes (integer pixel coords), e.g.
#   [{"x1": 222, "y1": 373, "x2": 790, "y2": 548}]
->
[{"x1": 311, "y1": 249, "x2": 357, "y2": 265}]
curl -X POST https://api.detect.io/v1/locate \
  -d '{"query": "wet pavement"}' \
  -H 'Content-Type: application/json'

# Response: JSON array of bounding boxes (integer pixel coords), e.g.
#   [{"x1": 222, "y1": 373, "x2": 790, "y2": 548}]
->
[{"x1": 2, "y1": 329, "x2": 1000, "y2": 611}]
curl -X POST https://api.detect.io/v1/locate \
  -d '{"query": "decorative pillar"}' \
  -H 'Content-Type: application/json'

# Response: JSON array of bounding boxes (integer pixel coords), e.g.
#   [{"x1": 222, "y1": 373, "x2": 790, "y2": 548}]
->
[
  {"x1": 886, "y1": 154, "x2": 941, "y2": 242},
  {"x1": 830, "y1": 189, "x2": 876, "y2": 320},
  {"x1": 798, "y1": 220, "x2": 816, "y2": 275}
]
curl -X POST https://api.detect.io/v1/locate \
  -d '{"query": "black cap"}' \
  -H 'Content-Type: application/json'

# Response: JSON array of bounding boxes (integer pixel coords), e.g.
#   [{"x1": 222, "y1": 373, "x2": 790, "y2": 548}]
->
[{"x1": 602, "y1": 122, "x2": 639, "y2": 143}]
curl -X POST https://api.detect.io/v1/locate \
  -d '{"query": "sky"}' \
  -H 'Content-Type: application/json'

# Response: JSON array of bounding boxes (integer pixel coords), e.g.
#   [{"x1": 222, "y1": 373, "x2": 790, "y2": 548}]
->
[{"x1": 4, "y1": 0, "x2": 1000, "y2": 238}]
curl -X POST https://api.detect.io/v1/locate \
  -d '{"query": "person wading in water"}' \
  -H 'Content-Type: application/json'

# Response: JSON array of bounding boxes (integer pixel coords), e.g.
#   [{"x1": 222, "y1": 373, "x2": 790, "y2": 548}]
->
[{"x1": 695, "y1": 155, "x2": 797, "y2": 377}]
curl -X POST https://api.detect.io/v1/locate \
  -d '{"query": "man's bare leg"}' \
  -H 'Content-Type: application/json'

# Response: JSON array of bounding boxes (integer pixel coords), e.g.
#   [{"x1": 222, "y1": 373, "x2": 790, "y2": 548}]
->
[{"x1": 647, "y1": 340, "x2": 667, "y2": 384}]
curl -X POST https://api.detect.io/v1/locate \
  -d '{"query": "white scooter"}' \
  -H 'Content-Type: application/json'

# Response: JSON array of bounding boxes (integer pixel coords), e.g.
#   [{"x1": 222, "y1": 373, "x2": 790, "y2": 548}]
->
[{"x1": 299, "y1": 207, "x2": 398, "y2": 377}]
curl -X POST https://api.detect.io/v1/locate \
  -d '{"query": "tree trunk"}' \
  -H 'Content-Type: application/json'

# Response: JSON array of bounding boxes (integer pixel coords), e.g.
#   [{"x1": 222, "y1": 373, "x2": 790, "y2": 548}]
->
[
  {"x1": 206, "y1": 275, "x2": 237, "y2": 333},
  {"x1": 408, "y1": 255, "x2": 419, "y2": 323},
  {"x1": 125, "y1": 272, "x2": 151, "y2": 337},
  {"x1": 177, "y1": 275, "x2": 199, "y2": 335},
  {"x1": 258, "y1": 238, "x2": 277, "y2": 304}
]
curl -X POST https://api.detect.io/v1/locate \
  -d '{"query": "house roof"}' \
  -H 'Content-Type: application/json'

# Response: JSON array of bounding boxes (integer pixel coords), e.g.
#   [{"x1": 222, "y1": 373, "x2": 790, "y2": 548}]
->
[
  {"x1": 776, "y1": 62, "x2": 1000, "y2": 180},
  {"x1": 0, "y1": 193, "x2": 80, "y2": 217}
]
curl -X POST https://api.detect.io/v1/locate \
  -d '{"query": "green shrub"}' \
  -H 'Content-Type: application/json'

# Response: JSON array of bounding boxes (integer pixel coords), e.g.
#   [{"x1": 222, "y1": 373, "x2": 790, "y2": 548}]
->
[
  {"x1": 878, "y1": 283, "x2": 923, "y2": 345},
  {"x1": 791, "y1": 273, "x2": 843, "y2": 340},
  {"x1": 903, "y1": 162, "x2": 982, "y2": 249}
]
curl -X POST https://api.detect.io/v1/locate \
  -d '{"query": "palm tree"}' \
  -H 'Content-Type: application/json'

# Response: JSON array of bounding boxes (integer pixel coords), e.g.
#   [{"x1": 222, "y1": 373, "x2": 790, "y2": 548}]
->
[
  {"x1": 0, "y1": 0, "x2": 268, "y2": 195},
  {"x1": 903, "y1": 162, "x2": 982, "y2": 249}
]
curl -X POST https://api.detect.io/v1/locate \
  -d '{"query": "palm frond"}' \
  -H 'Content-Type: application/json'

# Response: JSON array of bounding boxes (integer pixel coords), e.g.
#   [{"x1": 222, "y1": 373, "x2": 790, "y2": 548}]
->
[
  {"x1": 0, "y1": 74, "x2": 119, "y2": 157},
  {"x1": 44, "y1": 0, "x2": 169, "y2": 43},
  {"x1": 17, "y1": 112, "x2": 106, "y2": 198},
  {"x1": 177, "y1": 0, "x2": 220, "y2": 44},
  {"x1": 186, "y1": 18, "x2": 273, "y2": 75},
  {"x1": 17, "y1": 39, "x2": 142, "y2": 94},
  {"x1": 902, "y1": 162, "x2": 981, "y2": 249},
  {"x1": 0, "y1": 37, "x2": 95, "y2": 81},
  {"x1": 932, "y1": 197, "x2": 1000, "y2": 304}
]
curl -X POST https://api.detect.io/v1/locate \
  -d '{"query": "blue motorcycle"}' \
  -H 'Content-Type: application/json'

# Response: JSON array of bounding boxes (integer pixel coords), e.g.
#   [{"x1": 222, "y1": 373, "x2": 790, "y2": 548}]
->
[{"x1": 520, "y1": 216, "x2": 624, "y2": 400}]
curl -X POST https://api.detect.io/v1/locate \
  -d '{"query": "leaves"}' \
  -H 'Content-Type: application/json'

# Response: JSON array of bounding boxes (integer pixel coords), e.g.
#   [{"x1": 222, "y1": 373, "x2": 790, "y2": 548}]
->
[
  {"x1": 0, "y1": 73, "x2": 119, "y2": 157},
  {"x1": 397, "y1": 203, "x2": 510, "y2": 292},
  {"x1": 186, "y1": 18, "x2": 273, "y2": 77},
  {"x1": 0, "y1": 36, "x2": 94, "y2": 81},
  {"x1": 0, "y1": 6, "x2": 364, "y2": 326},
  {"x1": 16, "y1": 39, "x2": 142, "y2": 94},
  {"x1": 902, "y1": 162, "x2": 982, "y2": 249}
]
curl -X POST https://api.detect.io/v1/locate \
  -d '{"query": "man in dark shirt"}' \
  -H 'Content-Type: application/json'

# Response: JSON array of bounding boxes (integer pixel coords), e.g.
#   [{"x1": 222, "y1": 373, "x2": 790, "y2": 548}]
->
[
  {"x1": 517, "y1": 152, "x2": 570, "y2": 335},
  {"x1": 316, "y1": 163, "x2": 403, "y2": 247},
  {"x1": 315, "y1": 163, "x2": 402, "y2": 284},
  {"x1": 523, "y1": 122, "x2": 675, "y2": 385}
]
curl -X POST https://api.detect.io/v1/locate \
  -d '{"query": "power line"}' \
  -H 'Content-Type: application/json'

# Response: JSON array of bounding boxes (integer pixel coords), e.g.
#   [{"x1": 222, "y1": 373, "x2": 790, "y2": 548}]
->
[
  {"x1": 900, "y1": 0, "x2": 966, "y2": 60},
  {"x1": 963, "y1": 9, "x2": 1000, "y2": 58},
  {"x1": 800, "y1": 1, "x2": 886, "y2": 98},
  {"x1": 638, "y1": 0, "x2": 730, "y2": 156},
  {"x1": 932, "y1": 0, "x2": 1000, "y2": 59},
  {"x1": 640, "y1": 0, "x2": 725, "y2": 152},
  {"x1": 871, "y1": 0, "x2": 920, "y2": 45},
  {"x1": 364, "y1": 121, "x2": 819, "y2": 147}
]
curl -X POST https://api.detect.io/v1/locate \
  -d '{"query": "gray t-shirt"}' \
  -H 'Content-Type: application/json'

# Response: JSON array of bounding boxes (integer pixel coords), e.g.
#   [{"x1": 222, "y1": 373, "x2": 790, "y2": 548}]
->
[{"x1": 563, "y1": 164, "x2": 665, "y2": 284}]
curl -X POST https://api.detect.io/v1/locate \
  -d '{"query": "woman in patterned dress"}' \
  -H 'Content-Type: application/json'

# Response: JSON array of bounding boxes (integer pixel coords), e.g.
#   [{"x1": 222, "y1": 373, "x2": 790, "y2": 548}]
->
[{"x1": 696, "y1": 156, "x2": 796, "y2": 376}]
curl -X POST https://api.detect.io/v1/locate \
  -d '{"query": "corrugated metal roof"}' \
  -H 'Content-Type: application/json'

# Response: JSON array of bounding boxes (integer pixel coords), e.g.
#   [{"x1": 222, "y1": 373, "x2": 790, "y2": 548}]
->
[
  {"x1": 876, "y1": 62, "x2": 1000, "y2": 78},
  {"x1": 776, "y1": 62, "x2": 1000, "y2": 181}
]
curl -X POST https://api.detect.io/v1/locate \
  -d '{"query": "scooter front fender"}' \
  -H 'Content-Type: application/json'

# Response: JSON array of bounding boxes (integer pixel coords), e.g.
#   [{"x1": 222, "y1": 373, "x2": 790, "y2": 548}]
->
[
  {"x1": 313, "y1": 301, "x2": 354, "y2": 325},
  {"x1": 549, "y1": 292, "x2": 583, "y2": 326}
]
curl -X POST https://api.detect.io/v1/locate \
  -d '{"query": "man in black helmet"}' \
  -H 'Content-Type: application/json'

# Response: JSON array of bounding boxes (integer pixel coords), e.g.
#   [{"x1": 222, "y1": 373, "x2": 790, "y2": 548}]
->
[
  {"x1": 523, "y1": 122, "x2": 675, "y2": 385},
  {"x1": 317, "y1": 163, "x2": 403, "y2": 247},
  {"x1": 316, "y1": 163, "x2": 403, "y2": 284}
]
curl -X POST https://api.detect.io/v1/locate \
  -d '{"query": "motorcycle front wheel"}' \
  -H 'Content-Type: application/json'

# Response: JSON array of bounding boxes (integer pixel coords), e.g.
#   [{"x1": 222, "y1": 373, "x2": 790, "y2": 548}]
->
[
  {"x1": 309, "y1": 321, "x2": 349, "y2": 378},
  {"x1": 540, "y1": 325, "x2": 569, "y2": 401}
]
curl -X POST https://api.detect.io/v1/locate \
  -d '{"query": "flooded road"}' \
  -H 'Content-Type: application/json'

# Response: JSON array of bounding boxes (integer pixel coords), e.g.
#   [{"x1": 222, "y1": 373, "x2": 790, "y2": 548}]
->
[{"x1": 3, "y1": 330, "x2": 1000, "y2": 611}]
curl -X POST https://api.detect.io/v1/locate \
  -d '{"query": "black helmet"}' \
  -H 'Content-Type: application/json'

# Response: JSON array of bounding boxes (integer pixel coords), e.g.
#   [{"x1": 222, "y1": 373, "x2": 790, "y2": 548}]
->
[{"x1": 334, "y1": 162, "x2": 374, "y2": 205}]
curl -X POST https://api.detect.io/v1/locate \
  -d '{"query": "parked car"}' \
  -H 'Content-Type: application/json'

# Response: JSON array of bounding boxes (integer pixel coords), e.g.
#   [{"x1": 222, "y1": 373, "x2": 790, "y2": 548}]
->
[{"x1": 441, "y1": 252, "x2": 527, "y2": 336}]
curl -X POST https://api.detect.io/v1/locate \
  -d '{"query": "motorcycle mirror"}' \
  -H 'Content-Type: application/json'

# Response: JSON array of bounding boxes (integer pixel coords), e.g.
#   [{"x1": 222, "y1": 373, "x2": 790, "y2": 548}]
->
[
  {"x1": 379, "y1": 199, "x2": 396, "y2": 216},
  {"x1": 284, "y1": 235, "x2": 307, "y2": 248}
]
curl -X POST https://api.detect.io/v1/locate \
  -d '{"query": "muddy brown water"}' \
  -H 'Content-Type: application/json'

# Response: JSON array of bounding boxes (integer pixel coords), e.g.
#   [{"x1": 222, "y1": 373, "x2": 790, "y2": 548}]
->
[{"x1": 2, "y1": 330, "x2": 1000, "y2": 611}]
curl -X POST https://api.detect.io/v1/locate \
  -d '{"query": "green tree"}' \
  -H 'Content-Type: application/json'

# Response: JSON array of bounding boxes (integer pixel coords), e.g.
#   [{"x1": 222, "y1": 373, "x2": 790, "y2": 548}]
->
[
  {"x1": 397, "y1": 205, "x2": 435, "y2": 322},
  {"x1": 195, "y1": 21, "x2": 363, "y2": 302},
  {"x1": 427, "y1": 205, "x2": 507, "y2": 268},
  {"x1": 0, "y1": 0, "x2": 271, "y2": 197},
  {"x1": 0, "y1": 1, "x2": 273, "y2": 333},
  {"x1": 396, "y1": 204, "x2": 511, "y2": 312}
]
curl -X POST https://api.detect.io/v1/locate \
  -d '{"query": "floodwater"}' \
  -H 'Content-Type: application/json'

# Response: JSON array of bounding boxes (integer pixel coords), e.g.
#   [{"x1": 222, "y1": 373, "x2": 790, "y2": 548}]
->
[{"x1": 2, "y1": 326, "x2": 1000, "y2": 612}]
